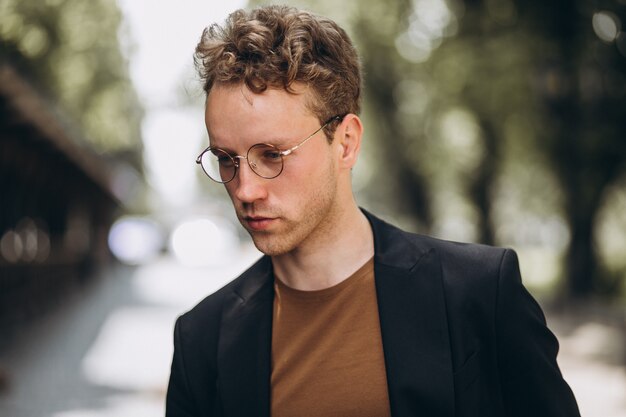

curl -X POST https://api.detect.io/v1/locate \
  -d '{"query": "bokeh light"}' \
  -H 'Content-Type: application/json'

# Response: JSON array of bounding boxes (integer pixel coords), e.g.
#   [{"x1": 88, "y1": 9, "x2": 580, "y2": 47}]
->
[
  {"x1": 108, "y1": 216, "x2": 164, "y2": 265},
  {"x1": 169, "y1": 216, "x2": 239, "y2": 267},
  {"x1": 592, "y1": 11, "x2": 621, "y2": 43}
]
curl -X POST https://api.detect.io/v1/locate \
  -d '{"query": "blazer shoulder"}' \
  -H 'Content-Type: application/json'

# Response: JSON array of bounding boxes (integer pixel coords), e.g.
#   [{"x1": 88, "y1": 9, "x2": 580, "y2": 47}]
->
[
  {"x1": 411, "y1": 234, "x2": 524, "y2": 320},
  {"x1": 367, "y1": 209, "x2": 508, "y2": 270},
  {"x1": 420, "y1": 234, "x2": 509, "y2": 272},
  {"x1": 365, "y1": 208, "x2": 509, "y2": 275}
]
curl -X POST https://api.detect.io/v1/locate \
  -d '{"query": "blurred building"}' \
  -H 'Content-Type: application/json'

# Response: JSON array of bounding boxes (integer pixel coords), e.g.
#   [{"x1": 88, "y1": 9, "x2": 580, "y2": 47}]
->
[{"x1": 0, "y1": 65, "x2": 122, "y2": 347}]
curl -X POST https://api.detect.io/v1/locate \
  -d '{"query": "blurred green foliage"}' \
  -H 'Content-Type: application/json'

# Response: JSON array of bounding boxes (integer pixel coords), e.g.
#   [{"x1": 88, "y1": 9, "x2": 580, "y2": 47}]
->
[
  {"x1": 0, "y1": 0, "x2": 142, "y2": 159},
  {"x1": 245, "y1": 0, "x2": 626, "y2": 299}
]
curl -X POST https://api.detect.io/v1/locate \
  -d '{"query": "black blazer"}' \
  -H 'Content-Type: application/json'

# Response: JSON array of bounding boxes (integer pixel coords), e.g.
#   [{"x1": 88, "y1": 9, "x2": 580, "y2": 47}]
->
[{"x1": 166, "y1": 211, "x2": 580, "y2": 417}]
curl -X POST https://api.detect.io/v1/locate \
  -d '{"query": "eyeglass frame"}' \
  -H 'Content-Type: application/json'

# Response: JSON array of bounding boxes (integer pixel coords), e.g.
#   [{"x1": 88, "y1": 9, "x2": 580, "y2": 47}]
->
[{"x1": 196, "y1": 114, "x2": 345, "y2": 184}]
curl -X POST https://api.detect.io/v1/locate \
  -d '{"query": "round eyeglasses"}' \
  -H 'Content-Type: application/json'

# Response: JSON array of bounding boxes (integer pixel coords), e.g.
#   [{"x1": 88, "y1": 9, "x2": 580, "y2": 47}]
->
[{"x1": 196, "y1": 115, "x2": 343, "y2": 183}]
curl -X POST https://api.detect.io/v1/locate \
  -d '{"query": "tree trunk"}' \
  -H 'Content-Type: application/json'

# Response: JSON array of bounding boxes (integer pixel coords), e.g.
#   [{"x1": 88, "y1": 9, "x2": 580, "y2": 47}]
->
[{"x1": 565, "y1": 211, "x2": 596, "y2": 296}]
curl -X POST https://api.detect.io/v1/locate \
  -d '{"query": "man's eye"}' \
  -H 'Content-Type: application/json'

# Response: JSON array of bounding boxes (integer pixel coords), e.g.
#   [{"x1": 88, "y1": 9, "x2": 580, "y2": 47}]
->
[
  {"x1": 262, "y1": 150, "x2": 281, "y2": 160},
  {"x1": 217, "y1": 156, "x2": 234, "y2": 166}
]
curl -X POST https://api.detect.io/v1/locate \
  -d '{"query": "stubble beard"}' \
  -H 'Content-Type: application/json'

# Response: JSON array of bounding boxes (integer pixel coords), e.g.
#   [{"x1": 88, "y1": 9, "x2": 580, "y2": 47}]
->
[{"x1": 239, "y1": 167, "x2": 339, "y2": 257}]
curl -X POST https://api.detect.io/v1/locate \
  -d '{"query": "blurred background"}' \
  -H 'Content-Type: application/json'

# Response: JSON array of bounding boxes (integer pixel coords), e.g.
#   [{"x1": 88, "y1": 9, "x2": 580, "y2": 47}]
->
[{"x1": 1, "y1": 0, "x2": 625, "y2": 415}]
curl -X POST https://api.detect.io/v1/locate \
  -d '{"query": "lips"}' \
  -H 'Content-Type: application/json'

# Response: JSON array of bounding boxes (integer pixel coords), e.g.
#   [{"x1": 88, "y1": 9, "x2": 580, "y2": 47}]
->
[{"x1": 243, "y1": 216, "x2": 276, "y2": 231}]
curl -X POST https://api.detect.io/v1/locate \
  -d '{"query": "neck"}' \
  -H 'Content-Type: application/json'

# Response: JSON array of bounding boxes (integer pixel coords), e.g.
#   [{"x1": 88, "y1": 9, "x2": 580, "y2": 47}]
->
[{"x1": 271, "y1": 203, "x2": 374, "y2": 291}]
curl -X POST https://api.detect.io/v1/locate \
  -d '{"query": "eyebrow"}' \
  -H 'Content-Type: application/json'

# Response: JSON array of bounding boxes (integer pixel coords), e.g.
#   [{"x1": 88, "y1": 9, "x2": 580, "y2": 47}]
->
[
  {"x1": 206, "y1": 134, "x2": 231, "y2": 152},
  {"x1": 210, "y1": 136, "x2": 293, "y2": 153},
  {"x1": 263, "y1": 138, "x2": 290, "y2": 148}
]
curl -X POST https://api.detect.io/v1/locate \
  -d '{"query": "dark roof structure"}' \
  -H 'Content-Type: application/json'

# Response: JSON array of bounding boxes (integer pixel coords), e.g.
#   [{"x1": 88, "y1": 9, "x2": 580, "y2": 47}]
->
[{"x1": 0, "y1": 64, "x2": 125, "y2": 338}]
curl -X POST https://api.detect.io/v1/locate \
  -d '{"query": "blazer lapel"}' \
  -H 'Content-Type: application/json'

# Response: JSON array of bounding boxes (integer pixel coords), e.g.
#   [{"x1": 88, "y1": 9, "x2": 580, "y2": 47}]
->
[
  {"x1": 217, "y1": 256, "x2": 274, "y2": 417},
  {"x1": 366, "y1": 211, "x2": 455, "y2": 417}
]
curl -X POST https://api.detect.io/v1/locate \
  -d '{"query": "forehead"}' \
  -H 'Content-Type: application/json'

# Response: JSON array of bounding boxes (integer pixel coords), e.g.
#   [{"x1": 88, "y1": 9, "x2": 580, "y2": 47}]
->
[
  {"x1": 204, "y1": 83, "x2": 317, "y2": 146},
  {"x1": 206, "y1": 83, "x2": 315, "y2": 121}
]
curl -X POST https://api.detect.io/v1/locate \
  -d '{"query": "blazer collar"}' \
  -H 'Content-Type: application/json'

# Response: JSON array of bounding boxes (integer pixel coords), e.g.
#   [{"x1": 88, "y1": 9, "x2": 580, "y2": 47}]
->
[{"x1": 217, "y1": 210, "x2": 454, "y2": 417}]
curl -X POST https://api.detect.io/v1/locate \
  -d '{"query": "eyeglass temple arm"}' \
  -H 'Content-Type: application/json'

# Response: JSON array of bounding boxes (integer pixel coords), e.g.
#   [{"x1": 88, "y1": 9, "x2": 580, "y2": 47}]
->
[{"x1": 280, "y1": 115, "x2": 343, "y2": 157}]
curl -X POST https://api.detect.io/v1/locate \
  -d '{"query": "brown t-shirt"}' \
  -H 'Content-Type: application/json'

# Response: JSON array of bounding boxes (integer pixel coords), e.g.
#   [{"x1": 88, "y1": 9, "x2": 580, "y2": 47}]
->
[{"x1": 271, "y1": 258, "x2": 391, "y2": 417}]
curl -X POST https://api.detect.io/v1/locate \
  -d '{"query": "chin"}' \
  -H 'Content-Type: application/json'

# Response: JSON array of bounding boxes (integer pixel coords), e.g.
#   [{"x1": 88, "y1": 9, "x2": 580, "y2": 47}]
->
[{"x1": 249, "y1": 233, "x2": 297, "y2": 256}]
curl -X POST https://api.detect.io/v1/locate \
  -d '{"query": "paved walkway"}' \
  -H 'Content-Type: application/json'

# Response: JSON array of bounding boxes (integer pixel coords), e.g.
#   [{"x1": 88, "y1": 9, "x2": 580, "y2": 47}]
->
[
  {"x1": 0, "y1": 244, "x2": 624, "y2": 416},
  {"x1": 0, "y1": 243, "x2": 261, "y2": 417},
  {"x1": 550, "y1": 309, "x2": 626, "y2": 417}
]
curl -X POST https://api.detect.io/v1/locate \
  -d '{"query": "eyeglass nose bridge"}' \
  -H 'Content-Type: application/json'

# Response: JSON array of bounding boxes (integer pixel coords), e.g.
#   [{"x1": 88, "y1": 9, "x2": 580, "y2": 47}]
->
[
  {"x1": 232, "y1": 154, "x2": 262, "y2": 174},
  {"x1": 231, "y1": 154, "x2": 245, "y2": 169}
]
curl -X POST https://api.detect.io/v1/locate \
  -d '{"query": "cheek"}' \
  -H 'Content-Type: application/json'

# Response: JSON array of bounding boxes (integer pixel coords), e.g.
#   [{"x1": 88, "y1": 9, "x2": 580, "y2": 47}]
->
[
  {"x1": 285, "y1": 155, "x2": 336, "y2": 196},
  {"x1": 287, "y1": 147, "x2": 333, "y2": 179},
  {"x1": 276, "y1": 165, "x2": 313, "y2": 195}
]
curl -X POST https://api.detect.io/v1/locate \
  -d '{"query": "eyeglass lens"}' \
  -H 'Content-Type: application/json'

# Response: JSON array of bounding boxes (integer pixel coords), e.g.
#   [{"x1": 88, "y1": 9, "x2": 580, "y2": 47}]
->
[{"x1": 199, "y1": 144, "x2": 284, "y2": 183}]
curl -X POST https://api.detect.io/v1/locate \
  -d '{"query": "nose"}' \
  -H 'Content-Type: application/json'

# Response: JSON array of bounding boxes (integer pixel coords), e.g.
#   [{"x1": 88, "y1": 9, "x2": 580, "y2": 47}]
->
[{"x1": 230, "y1": 158, "x2": 268, "y2": 203}]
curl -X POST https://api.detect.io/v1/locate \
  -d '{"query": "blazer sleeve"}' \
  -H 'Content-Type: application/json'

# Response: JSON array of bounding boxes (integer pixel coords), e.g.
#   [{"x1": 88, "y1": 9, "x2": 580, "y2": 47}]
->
[{"x1": 495, "y1": 249, "x2": 580, "y2": 417}]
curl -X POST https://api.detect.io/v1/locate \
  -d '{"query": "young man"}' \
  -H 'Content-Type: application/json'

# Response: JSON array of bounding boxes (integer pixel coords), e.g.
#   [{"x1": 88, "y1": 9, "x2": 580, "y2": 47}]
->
[{"x1": 166, "y1": 5, "x2": 580, "y2": 417}]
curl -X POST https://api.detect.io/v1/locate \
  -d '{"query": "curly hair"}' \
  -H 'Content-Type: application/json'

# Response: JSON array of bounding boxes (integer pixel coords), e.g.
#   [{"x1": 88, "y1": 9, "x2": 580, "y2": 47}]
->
[{"x1": 194, "y1": 5, "x2": 362, "y2": 133}]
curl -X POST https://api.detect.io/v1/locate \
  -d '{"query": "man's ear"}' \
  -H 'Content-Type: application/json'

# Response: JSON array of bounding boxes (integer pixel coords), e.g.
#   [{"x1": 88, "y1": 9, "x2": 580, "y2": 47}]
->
[{"x1": 335, "y1": 114, "x2": 363, "y2": 169}]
